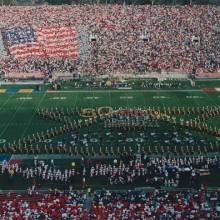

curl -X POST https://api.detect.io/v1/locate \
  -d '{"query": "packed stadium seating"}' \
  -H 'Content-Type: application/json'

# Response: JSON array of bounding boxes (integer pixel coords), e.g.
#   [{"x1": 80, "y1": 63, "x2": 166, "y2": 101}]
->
[
  {"x1": 0, "y1": 191, "x2": 88, "y2": 219},
  {"x1": 91, "y1": 189, "x2": 220, "y2": 219},
  {"x1": 0, "y1": 188, "x2": 219, "y2": 219},
  {"x1": 0, "y1": 2, "x2": 220, "y2": 219},
  {"x1": 0, "y1": 5, "x2": 219, "y2": 78}
]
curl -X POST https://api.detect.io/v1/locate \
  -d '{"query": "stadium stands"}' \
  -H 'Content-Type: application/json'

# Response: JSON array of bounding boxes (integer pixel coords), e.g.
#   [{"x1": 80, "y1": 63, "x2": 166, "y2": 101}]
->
[
  {"x1": 0, "y1": 191, "x2": 88, "y2": 219},
  {"x1": 91, "y1": 189, "x2": 220, "y2": 219},
  {"x1": 0, "y1": 188, "x2": 219, "y2": 219},
  {"x1": 0, "y1": 5, "x2": 219, "y2": 77},
  {"x1": 0, "y1": 4, "x2": 219, "y2": 219}
]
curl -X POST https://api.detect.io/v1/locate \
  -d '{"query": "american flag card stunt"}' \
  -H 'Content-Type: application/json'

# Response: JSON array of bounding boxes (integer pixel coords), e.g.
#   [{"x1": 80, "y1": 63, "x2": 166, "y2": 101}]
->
[{"x1": 2, "y1": 25, "x2": 78, "y2": 60}]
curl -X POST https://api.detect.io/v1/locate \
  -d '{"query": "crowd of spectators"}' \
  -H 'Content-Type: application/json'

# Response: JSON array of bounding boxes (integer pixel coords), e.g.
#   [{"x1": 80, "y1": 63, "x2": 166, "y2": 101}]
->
[
  {"x1": 0, "y1": 190, "x2": 88, "y2": 219},
  {"x1": 0, "y1": 187, "x2": 219, "y2": 219},
  {"x1": 0, "y1": 156, "x2": 220, "y2": 219},
  {"x1": 91, "y1": 189, "x2": 220, "y2": 219},
  {"x1": 0, "y1": 5, "x2": 219, "y2": 77}
]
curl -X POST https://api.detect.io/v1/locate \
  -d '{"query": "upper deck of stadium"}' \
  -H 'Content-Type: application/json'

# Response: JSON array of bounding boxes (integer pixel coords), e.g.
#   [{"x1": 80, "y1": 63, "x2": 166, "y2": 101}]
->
[{"x1": 0, "y1": 4, "x2": 219, "y2": 78}]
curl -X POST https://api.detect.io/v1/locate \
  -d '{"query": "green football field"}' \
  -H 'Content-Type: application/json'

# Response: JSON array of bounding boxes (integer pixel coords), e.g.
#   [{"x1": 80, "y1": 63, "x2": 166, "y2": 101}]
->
[
  {"x1": 0, "y1": 89, "x2": 220, "y2": 144},
  {"x1": 0, "y1": 87, "x2": 220, "y2": 189}
]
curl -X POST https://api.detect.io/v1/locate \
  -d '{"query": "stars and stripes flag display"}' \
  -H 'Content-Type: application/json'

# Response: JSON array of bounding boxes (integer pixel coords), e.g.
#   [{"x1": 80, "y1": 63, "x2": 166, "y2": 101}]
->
[{"x1": 2, "y1": 25, "x2": 78, "y2": 60}]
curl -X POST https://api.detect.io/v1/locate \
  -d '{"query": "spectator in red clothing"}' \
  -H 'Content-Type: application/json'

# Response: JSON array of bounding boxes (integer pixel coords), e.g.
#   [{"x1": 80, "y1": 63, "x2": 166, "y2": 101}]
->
[
  {"x1": 0, "y1": 190, "x2": 88, "y2": 220},
  {"x1": 91, "y1": 189, "x2": 219, "y2": 219}
]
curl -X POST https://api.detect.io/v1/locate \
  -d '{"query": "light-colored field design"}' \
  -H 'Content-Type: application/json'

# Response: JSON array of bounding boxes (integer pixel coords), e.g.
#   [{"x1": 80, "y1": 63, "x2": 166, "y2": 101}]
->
[
  {"x1": 153, "y1": 96, "x2": 170, "y2": 99},
  {"x1": 186, "y1": 96, "x2": 204, "y2": 99},
  {"x1": 0, "y1": 89, "x2": 6, "y2": 93},
  {"x1": 50, "y1": 97, "x2": 67, "y2": 100},
  {"x1": 16, "y1": 97, "x2": 33, "y2": 100},
  {"x1": 18, "y1": 89, "x2": 33, "y2": 94},
  {"x1": 120, "y1": 96, "x2": 133, "y2": 99},
  {"x1": 84, "y1": 96, "x2": 100, "y2": 100}
]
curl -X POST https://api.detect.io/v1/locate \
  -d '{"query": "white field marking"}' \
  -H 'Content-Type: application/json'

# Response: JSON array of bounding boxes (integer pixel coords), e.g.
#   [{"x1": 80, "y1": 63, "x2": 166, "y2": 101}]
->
[
  {"x1": 153, "y1": 96, "x2": 170, "y2": 99},
  {"x1": 84, "y1": 96, "x2": 100, "y2": 100},
  {"x1": 44, "y1": 139, "x2": 52, "y2": 143},
  {"x1": 0, "y1": 94, "x2": 16, "y2": 117},
  {"x1": 186, "y1": 96, "x2": 203, "y2": 99},
  {"x1": 46, "y1": 89, "x2": 201, "y2": 93},
  {"x1": 16, "y1": 97, "x2": 33, "y2": 100},
  {"x1": 0, "y1": 139, "x2": 6, "y2": 143},
  {"x1": 50, "y1": 97, "x2": 67, "y2": 100},
  {"x1": 120, "y1": 96, "x2": 133, "y2": 99},
  {"x1": 0, "y1": 93, "x2": 32, "y2": 137},
  {"x1": 20, "y1": 91, "x2": 47, "y2": 138}
]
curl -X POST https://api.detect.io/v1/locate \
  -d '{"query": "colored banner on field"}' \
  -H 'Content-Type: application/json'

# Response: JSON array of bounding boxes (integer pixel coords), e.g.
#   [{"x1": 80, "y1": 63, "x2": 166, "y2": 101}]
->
[
  {"x1": 6, "y1": 88, "x2": 18, "y2": 93},
  {"x1": 0, "y1": 155, "x2": 11, "y2": 165},
  {"x1": 202, "y1": 88, "x2": 217, "y2": 92},
  {"x1": 18, "y1": 89, "x2": 33, "y2": 94},
  {"x1": 0, "y1": 89, "x2": 6, "y2": 93}
]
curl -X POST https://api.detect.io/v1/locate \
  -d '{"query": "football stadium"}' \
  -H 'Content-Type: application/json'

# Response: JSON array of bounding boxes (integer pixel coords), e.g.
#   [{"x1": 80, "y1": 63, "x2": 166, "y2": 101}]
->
[{"x1": 0, "y1": 0, "x2": 220, "y2": 219}]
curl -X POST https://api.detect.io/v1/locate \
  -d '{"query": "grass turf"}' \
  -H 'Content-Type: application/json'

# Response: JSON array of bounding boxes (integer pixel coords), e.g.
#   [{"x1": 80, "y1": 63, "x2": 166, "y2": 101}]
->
[{"x1": 0, "y1": 90, "x2": 219, "y2": 143}]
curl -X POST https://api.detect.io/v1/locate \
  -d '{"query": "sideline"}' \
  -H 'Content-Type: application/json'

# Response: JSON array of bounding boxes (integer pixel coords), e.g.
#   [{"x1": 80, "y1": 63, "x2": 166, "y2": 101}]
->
[{"x1": 46, "y1": 89, "x2": 207, "y2": 93}]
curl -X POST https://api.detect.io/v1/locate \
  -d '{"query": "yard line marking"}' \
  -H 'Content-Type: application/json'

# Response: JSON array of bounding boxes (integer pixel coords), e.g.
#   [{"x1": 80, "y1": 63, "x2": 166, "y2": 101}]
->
[
  {"x1": 16, "y1": 97, "x2": 33, "y2": 100},
  {"x1": 73, "y1": 91, "x2": 78, "y2": 108},
  {"x1": 120, "y1": 96, "x2": 133, "y2": 99},
  {"x1": 141, "y1": 89, "x2": 147, "y2": 109},
  {"x1": 125, "y1": 91, "x2": 130, "y2": 109},
  {"x1": 185, "y1": 96, "x2": 203, "y2": 99},
  {"x1": 0, "y1": 94, "x2": 32, "y2": 138},
  {"x1": 50, "y1": 97, "x2": 67, "y2": 100},
  {"x1": 153, "y1": 96, "x2": 170, "y2": 99},
  {"x1": 0, "y1": 93, "x2": 17, "y2": 127},
  {"x1": 0, "y1": 93, "x2": 15, "y2": 115},
  {"x1": 84, "y1": 96, "x2": 100, "y2": 100},
  {"x1": 108, "y1": 90, "x2": 112, "y2": 108},
  {"x1": 20, "y1": 93, "x2": 47, "y2": 138},
  {"x1": 92, "y1": 91, "x2": 95, "y2": 109}
]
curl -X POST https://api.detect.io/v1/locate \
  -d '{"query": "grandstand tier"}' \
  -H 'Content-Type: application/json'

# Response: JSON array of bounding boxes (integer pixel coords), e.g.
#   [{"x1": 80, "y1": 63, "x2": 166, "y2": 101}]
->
[{"x1": 0, "y1": 5, "x2": 219, "y2": 78}]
